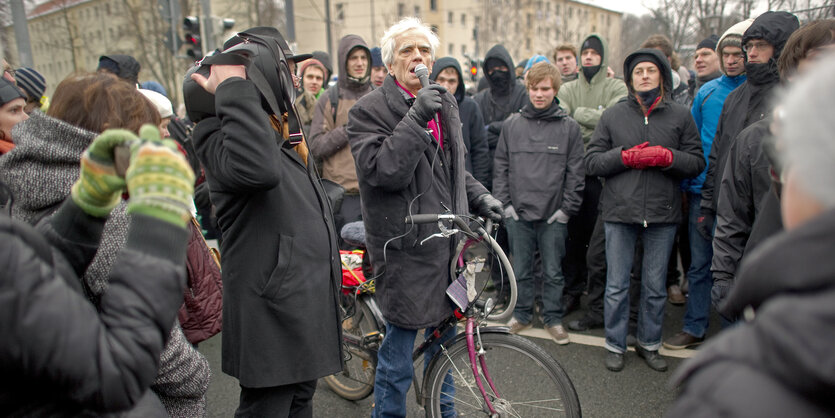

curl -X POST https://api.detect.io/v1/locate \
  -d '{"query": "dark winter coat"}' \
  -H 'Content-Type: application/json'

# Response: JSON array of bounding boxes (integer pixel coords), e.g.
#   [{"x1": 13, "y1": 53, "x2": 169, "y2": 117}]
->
[
  {"x1": 0, "y1": 200, "x2": 188, "y2": 417},
  {"x1": 668, "y1": 208, "x2": 835, "y2": 417},
  {"x1": 193, "y1": 78, "x2": 342, "y2": 388},
  {"x1": 431, "y1": 57, "x2": 491, "y2": 187},
  {"x1": 309, "y1": 35, "x2": 373, "y2": 193},
  {"x1": 700, "y1": 11, "x2": 799, "y2": 215},
  {"x1": 347, "y1": 75, "x2": 489, "y2": 329},
  {"x1": 473, "y1": 44, "x2": 528, "y2": 188},
  {"x1": 493, "y1": 101, "x2": 585, "y2": 221},
  {"x1": 585, "y1": 49, "x2": 704, "y2": 225},
  {"x1": 711, "y1": 119, "x2": 773, "y2": 283}
]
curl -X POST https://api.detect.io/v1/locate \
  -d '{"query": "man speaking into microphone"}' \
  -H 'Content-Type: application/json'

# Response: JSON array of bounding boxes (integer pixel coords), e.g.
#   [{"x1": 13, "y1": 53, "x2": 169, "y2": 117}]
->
[{"x1": 347, "y1": 17, "x2": 503, "y2": 417}]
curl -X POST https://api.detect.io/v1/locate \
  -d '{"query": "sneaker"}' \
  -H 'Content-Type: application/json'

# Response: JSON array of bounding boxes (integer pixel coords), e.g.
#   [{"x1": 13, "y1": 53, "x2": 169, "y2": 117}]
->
[
  {"x1": 547, "y1": 324, "x2": 570, "y2": 345},
  {"x1": 663, "y1": 331, "x2": 705, "y2": 350},
  {"x1": 506, "y1": 317, "x2": 532, "y2": 334},
  {"x1": 605, "y1": 352, "x2": 625, "y2": 372},
  {"x1": 635, "y1": 346, "x2": 668, "y2": 372},
  {"x1": 668, "y1": 284, "x2": 686, "y2": 305},
  {"x1": 567, "y1": 315, "x2": 604, "y2": 331}
]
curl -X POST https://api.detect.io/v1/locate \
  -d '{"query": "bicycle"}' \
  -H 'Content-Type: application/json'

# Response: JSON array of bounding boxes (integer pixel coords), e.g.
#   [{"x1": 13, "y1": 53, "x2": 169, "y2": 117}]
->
[{"x1": 324, "y1": 214, "x2": 582, "y2": 417}]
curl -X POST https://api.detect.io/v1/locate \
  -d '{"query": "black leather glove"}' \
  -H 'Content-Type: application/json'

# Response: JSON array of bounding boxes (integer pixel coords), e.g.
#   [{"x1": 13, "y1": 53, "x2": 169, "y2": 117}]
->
[
  {"x1": 473, "y1": 193, "x2": 503, "y2": 223},
  {"x1": 408, "y1": 84, "x2": 446, "y2": 124},
  {"x1": 695, "y1": 208, "x2": 715, "y2": 241}
]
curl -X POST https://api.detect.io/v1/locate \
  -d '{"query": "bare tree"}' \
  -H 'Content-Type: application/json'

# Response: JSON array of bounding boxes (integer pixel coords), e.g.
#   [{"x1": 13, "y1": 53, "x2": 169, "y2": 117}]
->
[
  {"x1": 695, "y1": 0, "x2": 733, "y2": 38},
  {"x1": 647, "y1": 0, "x2": 697, "y2": 50}
]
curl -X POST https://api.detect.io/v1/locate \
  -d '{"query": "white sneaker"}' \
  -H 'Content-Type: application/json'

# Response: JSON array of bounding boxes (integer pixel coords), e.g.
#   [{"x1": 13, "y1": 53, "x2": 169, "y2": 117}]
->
[
  {"x1": 547, "y1": 324, "x2": 570, "y2": 345},
  {"x1": 507, "y1": 317, "x2": 532, "y2": 334}
]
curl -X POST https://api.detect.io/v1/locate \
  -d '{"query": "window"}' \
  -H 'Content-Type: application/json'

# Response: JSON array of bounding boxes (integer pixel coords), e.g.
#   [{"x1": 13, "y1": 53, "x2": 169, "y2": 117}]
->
[
  {"x1": 475, "y1": 16, "x2": 481, "y2": 27},
  {"x1": 415, "y1": 5, "x2": 420, "y2": 15},
  {"x1": 448, "y1": 43, "x2": 454, "y2": 54},
  {"x1": 336, "y1": 3, "x2": 345, "y2": 20},
  {"x1": 461, "y1": 44, "x2": 466, "y2": 55},
  {"x1": 555, "y1": 5, "x2": 560, "y2": 14},
  {"x1": 527, "y1": 13, "x2": 531, "y2": 26},
  {"x1": 526, "y1": 38, "x2": 531, "y2": 49},
  {"x1": 398, "y1": 3, "x2": 405, "y2": 17},
  {"x1": 568, "y1": 7, "x2": 573, "y2": 18},
  {"x1": 461, "y1": 14, "x2": 466, "y2": 25},
  {"x1": 448, "y1": 11, "x2": 453, "y2": 24},
  {"x1": 431, "y1": 0, "x2": 437, "y2": 11}
]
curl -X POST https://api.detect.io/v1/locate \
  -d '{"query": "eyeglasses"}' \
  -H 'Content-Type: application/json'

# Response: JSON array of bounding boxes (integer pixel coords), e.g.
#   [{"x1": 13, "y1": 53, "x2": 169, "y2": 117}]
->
[{"x1": 743, "y1": 41, "x2": 771, "y2": 53}]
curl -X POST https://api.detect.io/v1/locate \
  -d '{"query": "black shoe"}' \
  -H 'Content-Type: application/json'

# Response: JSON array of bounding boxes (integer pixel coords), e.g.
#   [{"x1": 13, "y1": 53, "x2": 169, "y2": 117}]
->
[
  {"x1": 567, "y1": 315, "x2": 604, "y2": 331},
  {"x1": 663, "y1": 331, "x2": 705, "y2": 350},
  {"x1": 562, "y1": 295, "x2": 581, "y2": 315},
  {"x1": 635, "y1": 346, "x2": 668, "y2": 372},
  {"x1": 605, "y1": 352, "x2": 625, "y2": 372}
]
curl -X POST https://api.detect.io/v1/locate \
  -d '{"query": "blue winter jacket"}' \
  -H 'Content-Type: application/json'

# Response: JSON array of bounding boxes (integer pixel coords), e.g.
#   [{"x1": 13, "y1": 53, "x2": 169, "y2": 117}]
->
[{"x1": 683, "y1": 74, "x2": 746, "y2": 193}]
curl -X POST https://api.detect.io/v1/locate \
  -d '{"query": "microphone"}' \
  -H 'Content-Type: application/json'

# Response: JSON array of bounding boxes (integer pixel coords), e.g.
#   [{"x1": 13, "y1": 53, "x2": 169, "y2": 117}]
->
[
  {"x1": 415, "y1": 64, "x2": 430, "y2": 88},
  {"x1": 413, "y1": 64, "x2": 441, "y2": 136}
]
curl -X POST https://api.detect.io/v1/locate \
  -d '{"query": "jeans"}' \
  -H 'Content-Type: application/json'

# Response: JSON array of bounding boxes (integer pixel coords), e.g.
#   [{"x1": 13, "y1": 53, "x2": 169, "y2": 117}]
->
[
  {"x1": 682, "y1": 193, "x2": 713, "y2": 338},
  {"x1": 506, "y1": 218, "x2": 569, "y2": 327},
  {"x1": 372, "y1": 323, "x2": 455, "y2": 418},
  {"x1": 603, "y1": 222, "x2": 677, "y2": 353}
]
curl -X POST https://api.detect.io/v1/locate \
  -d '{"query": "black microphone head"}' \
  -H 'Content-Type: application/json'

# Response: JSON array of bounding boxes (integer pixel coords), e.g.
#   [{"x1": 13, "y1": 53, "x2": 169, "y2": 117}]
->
[{"x1": 415, "y1": 64, "x2": 430, "y2": 87}]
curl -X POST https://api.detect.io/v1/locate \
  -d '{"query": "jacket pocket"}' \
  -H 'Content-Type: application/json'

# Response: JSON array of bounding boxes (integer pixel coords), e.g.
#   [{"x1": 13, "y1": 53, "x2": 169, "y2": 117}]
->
[{"x1": 260, "y1": 234, "x2": 294, "y2": 302}]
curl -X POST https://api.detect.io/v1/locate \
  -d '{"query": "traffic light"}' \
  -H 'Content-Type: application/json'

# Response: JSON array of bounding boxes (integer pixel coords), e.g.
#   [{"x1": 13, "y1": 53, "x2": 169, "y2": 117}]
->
[
  {"x1": 183, "y1": 16, "x2": 203, "y2": 60},
  {"x1": 470, "y1": 64, "x2": 478, "y2": 81}
]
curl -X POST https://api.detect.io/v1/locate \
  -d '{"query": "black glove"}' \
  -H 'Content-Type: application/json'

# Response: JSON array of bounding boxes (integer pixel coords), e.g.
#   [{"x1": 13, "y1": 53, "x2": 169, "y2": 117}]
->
[
  {"x1": 695, "y1": 208, "x2": 715, "y2": 241},
  {"x1": 408, "y1": 84, "x2": 446, "y2": 124},
  {"x1": 486, "y1": 121, "x2": 503, "y2": 135},
  {"x1": 473, "y1": 193, "x2": 503, "y2": 223}
]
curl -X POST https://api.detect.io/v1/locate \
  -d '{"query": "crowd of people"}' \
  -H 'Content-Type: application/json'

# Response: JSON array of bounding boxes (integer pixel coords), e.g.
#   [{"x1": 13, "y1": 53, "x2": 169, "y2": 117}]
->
[{"x1": 1, "y1": 10, "x2": 834, "y2": 418}]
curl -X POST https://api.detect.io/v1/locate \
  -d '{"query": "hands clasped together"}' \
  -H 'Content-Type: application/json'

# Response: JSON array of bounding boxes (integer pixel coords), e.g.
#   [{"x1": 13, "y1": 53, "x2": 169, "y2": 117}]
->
[{"x1": 621, "y1": 141, "x2": 674, "y2": 169}]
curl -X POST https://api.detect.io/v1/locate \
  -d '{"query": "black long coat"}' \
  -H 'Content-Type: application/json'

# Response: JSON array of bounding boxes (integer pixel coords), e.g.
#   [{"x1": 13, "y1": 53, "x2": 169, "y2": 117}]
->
[
  {"x1": 347, "y1": 75, "x2": 488, "y2": 329},
  {"x1": 193, "y1": 78, "x2": 342, "y2": 388}
]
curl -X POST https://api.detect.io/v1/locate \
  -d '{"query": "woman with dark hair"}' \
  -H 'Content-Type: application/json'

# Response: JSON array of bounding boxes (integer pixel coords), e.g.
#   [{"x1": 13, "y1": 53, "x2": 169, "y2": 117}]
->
[
  {"x1": 0, "y1": 72, "x2": 211, "y2": 417},
  {"x1": 585, "y1": 48, "x2": 704, "y2": 373}
]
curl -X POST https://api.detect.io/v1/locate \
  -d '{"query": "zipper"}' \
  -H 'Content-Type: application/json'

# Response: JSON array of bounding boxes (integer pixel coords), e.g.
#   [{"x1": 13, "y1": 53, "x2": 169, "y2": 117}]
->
[{"x1": 640, "y1": 96, "x2": 661, "y2": 228}]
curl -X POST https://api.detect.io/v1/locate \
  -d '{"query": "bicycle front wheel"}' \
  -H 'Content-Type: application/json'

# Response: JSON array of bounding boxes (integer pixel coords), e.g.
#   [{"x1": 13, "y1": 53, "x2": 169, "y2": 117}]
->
[
  {"x1": 322, "y1": 296, "x2": 380, "y2": 400},
  {"x1": 423, "y1": 332, "x2": 581, "y2": 417}
]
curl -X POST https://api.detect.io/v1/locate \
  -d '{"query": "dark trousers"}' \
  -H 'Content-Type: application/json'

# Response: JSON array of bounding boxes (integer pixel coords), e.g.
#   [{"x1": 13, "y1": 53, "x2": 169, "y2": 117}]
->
[
  {"x1": 563, "y1": 176, "x2": 602, "y2": 301},
  {"x1": 584, "y1": 210, "x2": 607, "y2": 322},
  {"x1": 235, "y1": 380, "x2": 317, "y2": 418}
]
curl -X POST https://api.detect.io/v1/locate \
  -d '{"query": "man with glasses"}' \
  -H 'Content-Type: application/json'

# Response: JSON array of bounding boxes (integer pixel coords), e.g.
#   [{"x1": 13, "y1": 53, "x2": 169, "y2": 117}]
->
[{"x1": 696, "y1": 11, "x2": 799, "y2": 313}]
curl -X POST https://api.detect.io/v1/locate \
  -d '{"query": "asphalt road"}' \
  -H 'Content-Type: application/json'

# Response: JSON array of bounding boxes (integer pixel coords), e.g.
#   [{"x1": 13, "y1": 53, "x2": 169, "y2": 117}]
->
[{"x1": 200, "y1": 301, "x2": 721, "y2": 417}]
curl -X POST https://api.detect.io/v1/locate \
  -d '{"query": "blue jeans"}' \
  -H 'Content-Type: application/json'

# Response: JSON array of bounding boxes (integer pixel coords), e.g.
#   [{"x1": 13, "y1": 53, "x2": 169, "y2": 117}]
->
[
  {"x1": 682, "y1": 193, "x2": 713, "y2": 338},
  {"x1": 506, "y1": 218, "x2": 569, "y2": 327},
  {"x1": 603, "y1": 222, "x2": 676, "y2": 353},
  {"x1": 372, "y1": 323, "x2": 455, "y2": 418}
]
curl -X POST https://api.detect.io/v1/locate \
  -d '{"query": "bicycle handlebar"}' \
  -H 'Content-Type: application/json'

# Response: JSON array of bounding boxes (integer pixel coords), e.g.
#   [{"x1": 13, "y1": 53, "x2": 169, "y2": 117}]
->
[{"x1": 404, "y1": 213, "x2": 475, "y2": 236}]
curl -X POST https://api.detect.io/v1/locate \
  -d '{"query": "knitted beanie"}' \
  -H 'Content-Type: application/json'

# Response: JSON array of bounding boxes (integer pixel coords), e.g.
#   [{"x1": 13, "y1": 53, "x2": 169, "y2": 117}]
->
[{"x1": 14, "y1": 67, "x2": 46, "y2": 102}]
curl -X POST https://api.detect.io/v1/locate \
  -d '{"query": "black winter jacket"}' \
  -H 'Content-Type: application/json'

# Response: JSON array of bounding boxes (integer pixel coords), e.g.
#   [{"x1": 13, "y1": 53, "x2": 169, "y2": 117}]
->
[
  {"x1": 711, "y1": 119, "x2": 773, "y2": 283},
  {"x1": 0, "y1": 200, "x2": 188, "y2": 416},
  {"x1": 668, "y1": 208, "x2": 835, "y2": 417},
  {"x1": 493, "y1": 101, "x2": 585, "y2": 221},
  {"x1": 585, "y1": 49, "x2": 704, "y2": 225},
  {"x1": 347, "y1": 75, "x2": 489, "y2": 328},
  {"x1": 431, "y1": 57, "x2": 491, "y2": 187},
  {"x1": 193, "y1": 78, "x2": 342, "y2": 387}
]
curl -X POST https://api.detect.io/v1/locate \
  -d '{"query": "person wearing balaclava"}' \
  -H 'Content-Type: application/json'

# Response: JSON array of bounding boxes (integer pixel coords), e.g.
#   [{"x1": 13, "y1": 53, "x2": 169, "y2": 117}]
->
[
  {"x1": 696, "y1": 11, "x2": 799, "y2": 268},
  {"x1": 585, "y1": 48, "x2": 704, "y2": 373},
  {"x1": 559, "y1": 33, "x2": 629, "y2": 334},
  {"x1": 309, "y1": 35, "x2": 374, "y2": 244},
  {"x1": 473, "y1": 44, "x2": 528, "y2": 190}
]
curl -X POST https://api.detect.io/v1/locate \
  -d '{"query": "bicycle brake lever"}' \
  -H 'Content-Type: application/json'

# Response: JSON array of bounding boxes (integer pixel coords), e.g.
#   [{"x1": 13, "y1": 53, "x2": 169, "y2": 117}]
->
[{"x1": 419, "y1": 229, "x2": 459, "y2": 245}]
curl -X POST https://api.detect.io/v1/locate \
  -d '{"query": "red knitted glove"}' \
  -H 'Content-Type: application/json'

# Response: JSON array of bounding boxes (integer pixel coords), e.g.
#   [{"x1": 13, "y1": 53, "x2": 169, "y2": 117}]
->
[{"x1": 621, "y1": 141, "x2": 650, "y2": 169}]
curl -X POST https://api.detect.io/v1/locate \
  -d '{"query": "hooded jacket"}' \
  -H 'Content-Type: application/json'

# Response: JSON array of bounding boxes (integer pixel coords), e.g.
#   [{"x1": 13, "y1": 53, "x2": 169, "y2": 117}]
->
[
  {"x1": 585, "y1": 49, "x2": 704, "y2": 225},
  {"x1": 668, "y1": 208, "x2": 835, "y2": 417},
  {"x1": 346, "y1": 75, "x2": 489, "y2": 328},
  {"x1": 0, "y1": 111, "x2": 211, "y2": 416},
  {"x1": 683, "y1": 20, "x2": 751, "y2": 194},
  {"x1": 558, "y1": 34, "x2": 629, "y2": 146},
  {"x1": 430, "y1": 57, "x2": 491, "y2": 187},
  {"x1": 309, "y1": 35, "x2": 373, "y2": 192},
  {"x1": 700, "y1": 12, "x2": 798, "y2": 214},
  {"x1": 473, "y1": 44, "x2": 528, "y2": 186},
  {"x1": 493, "y1": 100, "x2": 585, "y2": 221}
]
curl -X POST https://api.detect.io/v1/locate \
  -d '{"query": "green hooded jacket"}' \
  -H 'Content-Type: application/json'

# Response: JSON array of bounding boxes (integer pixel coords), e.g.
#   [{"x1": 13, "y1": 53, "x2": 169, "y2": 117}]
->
[{"x1": 557, "y1": 34, "x2": 628, "y2": 146}]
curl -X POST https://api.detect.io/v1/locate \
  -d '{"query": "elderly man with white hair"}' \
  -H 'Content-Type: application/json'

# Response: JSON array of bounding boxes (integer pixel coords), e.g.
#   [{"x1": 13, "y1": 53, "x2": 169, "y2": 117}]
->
[
  {"x1": 667, "y1": 51, "x2": 835, "y2": 417},
  {"x1": 347, "y1": 17, "x2": 503, "y2": 417}
]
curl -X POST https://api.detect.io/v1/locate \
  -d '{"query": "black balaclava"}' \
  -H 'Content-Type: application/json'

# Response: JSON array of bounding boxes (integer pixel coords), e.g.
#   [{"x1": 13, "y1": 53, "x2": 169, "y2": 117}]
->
[
  {"x1": 486, "y1": 57, "x2": 511, "y2": 95},
  {"x1": 581, "y1": 36, "x2": 604, "y2": 82}
]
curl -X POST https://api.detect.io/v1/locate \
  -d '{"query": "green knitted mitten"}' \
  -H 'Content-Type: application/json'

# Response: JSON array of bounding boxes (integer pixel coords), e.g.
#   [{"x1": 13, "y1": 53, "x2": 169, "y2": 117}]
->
[
  {"x1": 71, "y1": 129, "x2": 138, "y2": 217},
  {"x1": 125, "y1": 125, "x2": 195, "y2": 228}
]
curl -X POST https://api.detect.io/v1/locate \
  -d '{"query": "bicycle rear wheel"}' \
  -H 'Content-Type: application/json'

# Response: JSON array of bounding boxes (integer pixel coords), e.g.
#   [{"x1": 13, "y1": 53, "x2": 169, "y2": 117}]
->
[
  {"x1": 322, "y1": 296, "x2": 381, "y2": 400},
  {"x1": 423, "y1": 332, "x2": 581, "y2": 417}
]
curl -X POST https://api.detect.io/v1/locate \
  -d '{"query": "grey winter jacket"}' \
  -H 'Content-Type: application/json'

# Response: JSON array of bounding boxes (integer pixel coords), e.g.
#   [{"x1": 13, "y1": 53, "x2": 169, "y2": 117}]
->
[
  {"x1": 492, "y1": 101, "x2": 585, "y2": 221},
  {"x1": 585, "y1": 49, "x2": 704, "y2": 225},
  {"x1": 347, "y1": 75, "x2": 489, "y2": 328}
]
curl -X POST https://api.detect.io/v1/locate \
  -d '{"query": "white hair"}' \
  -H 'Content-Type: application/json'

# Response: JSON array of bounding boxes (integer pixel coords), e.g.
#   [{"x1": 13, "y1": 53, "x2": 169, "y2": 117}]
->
[
  {"x1": 781, "y1": 52, "x2": 835, "y2": 208},
  {"x1": 380, "y1": 17, "x2": 439, "y2": 71}
]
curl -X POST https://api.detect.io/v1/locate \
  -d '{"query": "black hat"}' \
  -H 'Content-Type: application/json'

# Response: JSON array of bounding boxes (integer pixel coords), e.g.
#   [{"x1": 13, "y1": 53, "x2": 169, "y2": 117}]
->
[
  {"x1": 97, "y1": 54, "x2": 140, "y2": 84},
  {"x1": 0, "y1": 77, "x2": 25, "y2": 107},
  {"x1": 224, "y1": 27, "x2": 312, "y2": 63},
  {"x1": 697, "y1": 35, "x2": 719, "y2": 51},
  {"x1": 581, "y1": 36, "x2": 604, "y2": 57},
  {"x1": 623, "y1": 48, "x2": 672, "y2": 93}
]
